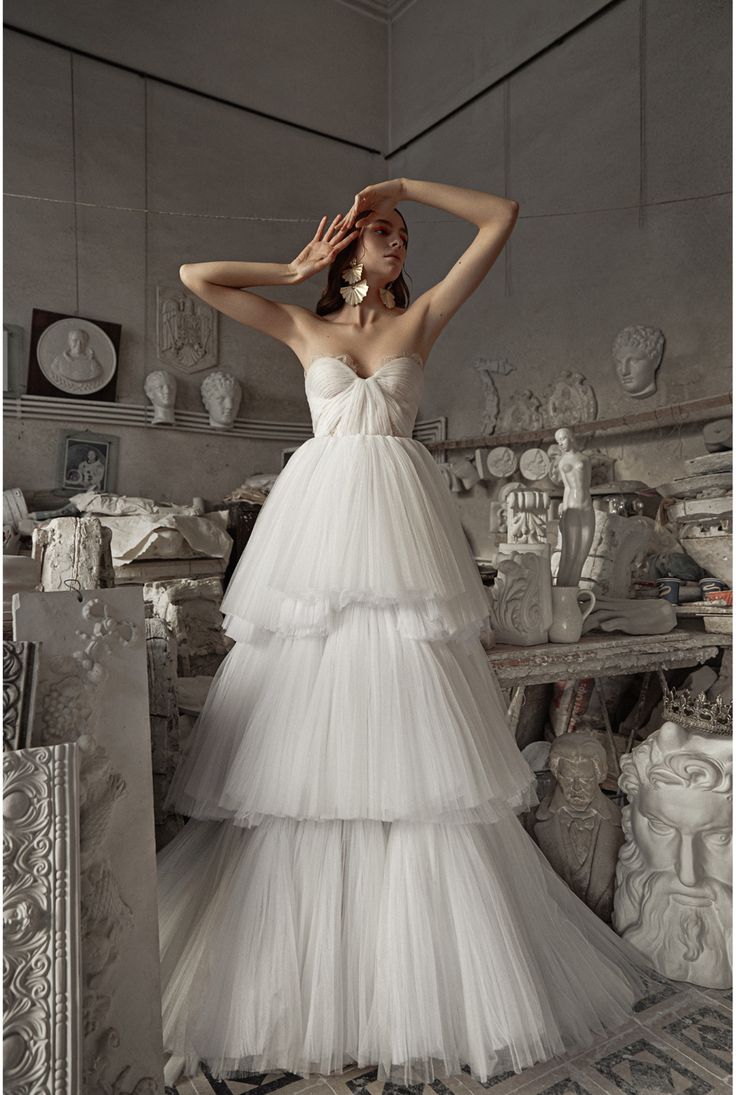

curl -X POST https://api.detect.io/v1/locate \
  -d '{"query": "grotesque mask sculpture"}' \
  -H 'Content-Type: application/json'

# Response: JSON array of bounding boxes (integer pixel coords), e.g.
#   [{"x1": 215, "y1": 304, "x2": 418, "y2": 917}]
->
[{"x1": 614, "y1": 691, "x2": 732, "y2": 987}]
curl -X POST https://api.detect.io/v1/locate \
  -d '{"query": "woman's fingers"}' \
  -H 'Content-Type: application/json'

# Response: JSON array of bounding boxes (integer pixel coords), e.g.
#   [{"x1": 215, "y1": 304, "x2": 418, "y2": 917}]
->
[
  {"x1": 324, "y1": 213, "x2": 344, "y2": 241},
  {"x1": 332, "y1": 215, "x2": 357, "y2": 240},
  {"x1": 340, "y1": 205, "x2": 371, "y2": 232},
  {"x1": 320, "y1": 215, "x2": 347, "y2": 245},
  {"x1": 332, "y1": 229, "x2": 359, "y2": 254},
  {"x1": 313, "y1": 214, "x2": 328, "y2": 240}
]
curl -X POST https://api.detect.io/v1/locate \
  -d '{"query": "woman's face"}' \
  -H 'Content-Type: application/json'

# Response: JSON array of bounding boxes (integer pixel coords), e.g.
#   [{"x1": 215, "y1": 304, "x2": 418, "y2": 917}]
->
[{"x1": 356, "y1": 206, "x2": 407, "y2": 280}]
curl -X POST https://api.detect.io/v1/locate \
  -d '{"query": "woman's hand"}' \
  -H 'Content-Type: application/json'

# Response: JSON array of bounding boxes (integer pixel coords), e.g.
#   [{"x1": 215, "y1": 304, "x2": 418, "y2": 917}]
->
[
  {"x1": 288, "y1": 214, "x2": 359, "y2": 282},
  {"x1": 339, "y1": 179, "x2": 406, "y2": 230}
]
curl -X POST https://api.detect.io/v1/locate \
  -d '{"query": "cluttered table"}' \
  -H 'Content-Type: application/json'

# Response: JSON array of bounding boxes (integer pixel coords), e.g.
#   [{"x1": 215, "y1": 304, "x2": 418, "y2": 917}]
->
[{"x1": 487, "y1": 620, "x2": 731, "y2": 688}]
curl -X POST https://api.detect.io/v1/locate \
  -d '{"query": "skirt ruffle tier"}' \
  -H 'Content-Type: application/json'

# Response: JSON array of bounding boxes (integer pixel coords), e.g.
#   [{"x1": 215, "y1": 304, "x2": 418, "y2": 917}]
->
[{"x1": 156, "y1": 434, "x2": 649, "y2": 1086}]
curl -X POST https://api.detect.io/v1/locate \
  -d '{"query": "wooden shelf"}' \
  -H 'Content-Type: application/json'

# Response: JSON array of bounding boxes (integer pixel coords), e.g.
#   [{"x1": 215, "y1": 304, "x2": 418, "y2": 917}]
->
[
  {"x1": 425, "y1": 393, "x2": 731, "y2": 453},
  {"x1": 487, "y1": 623, "x2": 731, "y2": 687}
]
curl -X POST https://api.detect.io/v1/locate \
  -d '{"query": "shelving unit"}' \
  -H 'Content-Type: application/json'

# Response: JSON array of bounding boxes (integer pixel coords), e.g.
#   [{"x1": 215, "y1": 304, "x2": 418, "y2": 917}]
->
[
  {"x1": 424, "y1": 392, "x2": 731, "y2": 453},
  {"x1": 3, "y1": 393, "x2": 448, "y2": 448}
]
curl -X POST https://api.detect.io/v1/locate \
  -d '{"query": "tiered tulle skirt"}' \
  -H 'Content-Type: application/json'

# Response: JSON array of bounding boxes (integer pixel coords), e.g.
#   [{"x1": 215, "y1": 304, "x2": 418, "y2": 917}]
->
[{"x1": 156, "y1": 433, "x2": 649, "y2": 1084}]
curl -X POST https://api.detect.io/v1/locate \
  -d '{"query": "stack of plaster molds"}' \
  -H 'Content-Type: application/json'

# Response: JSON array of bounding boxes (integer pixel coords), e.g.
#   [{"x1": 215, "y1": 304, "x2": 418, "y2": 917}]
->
[{"x1": 660, "y1": 450, "x2": 732, "y2": 584}]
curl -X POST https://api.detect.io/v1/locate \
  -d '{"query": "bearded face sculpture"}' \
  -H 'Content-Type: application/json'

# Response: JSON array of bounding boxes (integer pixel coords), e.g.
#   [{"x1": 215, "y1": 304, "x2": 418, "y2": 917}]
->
[{"x1": 613, "y1": 714, "x2": 732, "y2": 988}]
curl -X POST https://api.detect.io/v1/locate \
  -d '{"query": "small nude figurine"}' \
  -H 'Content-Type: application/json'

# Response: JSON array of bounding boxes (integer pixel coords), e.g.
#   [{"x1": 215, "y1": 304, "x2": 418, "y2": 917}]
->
[{"x1": 555, "y1": 427, "x2": 594, "y2": 588}]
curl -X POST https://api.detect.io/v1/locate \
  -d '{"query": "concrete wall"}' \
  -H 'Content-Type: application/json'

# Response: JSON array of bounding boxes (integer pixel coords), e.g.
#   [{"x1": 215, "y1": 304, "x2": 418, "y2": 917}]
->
[
  {"x1": 4, "y1": 0, "x2": 731, "y2": 527},
  {"x1": 389, "y1": 0, "x2": 731, "y2": 555},
  {"x1": 3, "y1": 0, "x2": 386, "y2": 149},
  {"x1": 3, "y1": 23, "x2": 383, "y2": 504},
  {"x1": 388, "y1": 0, "x2": 613, "y2": 150}
]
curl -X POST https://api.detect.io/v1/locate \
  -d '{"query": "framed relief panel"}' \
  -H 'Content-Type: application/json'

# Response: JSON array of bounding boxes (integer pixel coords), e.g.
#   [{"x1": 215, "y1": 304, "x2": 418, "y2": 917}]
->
[
  {"x1": 3, "y1": 323, "x2": 25, "y2": 395},
  {"x1": 27, "y1": 309, "x2": 121, "y2": 401},
  {"x1": 57, "y1": 430, "x2": 119, "y2": 494}
]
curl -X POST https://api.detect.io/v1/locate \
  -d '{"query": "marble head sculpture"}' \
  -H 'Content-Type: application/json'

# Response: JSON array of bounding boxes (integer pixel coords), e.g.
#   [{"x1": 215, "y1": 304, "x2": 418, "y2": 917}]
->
[
  {"x1": 144, "y1": 369, "x2": 178, "y2": 426},
  {"x1": 613, "y1": 690, "x2": 732, "y2": 987},
  {"x1": 200, "y1": 370, "x2": 242, "y2": 430},
  {"x1": 533, "y1": 732, "x2": 623, "y2": 922},
  {"x1": 611, "y1": 326, "x2": 665, "y2": 400}
]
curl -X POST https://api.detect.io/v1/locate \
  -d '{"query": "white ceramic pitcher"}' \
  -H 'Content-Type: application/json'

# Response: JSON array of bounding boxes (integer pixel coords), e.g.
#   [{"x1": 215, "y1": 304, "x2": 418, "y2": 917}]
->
[{"x1": 549, "y1": 586, "x2": 596, "y2": 643}]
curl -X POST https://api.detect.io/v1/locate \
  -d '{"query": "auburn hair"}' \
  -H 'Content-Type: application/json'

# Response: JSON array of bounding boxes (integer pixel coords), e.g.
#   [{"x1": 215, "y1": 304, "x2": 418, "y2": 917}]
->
[{"x1": 315, "y1": 209, "x2": 412, "y2": 316}]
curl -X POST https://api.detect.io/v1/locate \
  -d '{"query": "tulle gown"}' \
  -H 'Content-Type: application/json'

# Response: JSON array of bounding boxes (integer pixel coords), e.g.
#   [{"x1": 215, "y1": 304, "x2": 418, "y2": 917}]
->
[{"x1": 156, "y1": 351, "x2": 649, "y2": 1086}]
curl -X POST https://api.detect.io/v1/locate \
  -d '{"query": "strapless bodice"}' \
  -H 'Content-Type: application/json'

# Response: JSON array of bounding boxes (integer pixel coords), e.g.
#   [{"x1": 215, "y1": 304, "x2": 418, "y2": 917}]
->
[{"x1": 305, "y1": 353, "x2": 424, "y2": 438}]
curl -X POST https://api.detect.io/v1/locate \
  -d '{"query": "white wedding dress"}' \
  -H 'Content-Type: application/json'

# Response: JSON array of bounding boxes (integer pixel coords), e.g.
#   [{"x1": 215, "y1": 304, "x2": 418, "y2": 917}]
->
[{"x1": 156, "y1": 352, "x2": 649, "y2": 1086}]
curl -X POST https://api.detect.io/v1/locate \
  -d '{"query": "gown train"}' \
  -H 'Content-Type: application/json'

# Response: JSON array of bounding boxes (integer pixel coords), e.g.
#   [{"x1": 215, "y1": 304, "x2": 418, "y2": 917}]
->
[{"x1": 156, "y1": 353, "x2": 649, "y2": 1085}]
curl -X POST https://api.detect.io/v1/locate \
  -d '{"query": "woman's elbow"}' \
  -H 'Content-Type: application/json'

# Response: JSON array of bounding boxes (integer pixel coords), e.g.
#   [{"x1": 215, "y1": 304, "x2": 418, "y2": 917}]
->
[{"x1": 180, "y1": 263, "x2": 207, "y2": 290}]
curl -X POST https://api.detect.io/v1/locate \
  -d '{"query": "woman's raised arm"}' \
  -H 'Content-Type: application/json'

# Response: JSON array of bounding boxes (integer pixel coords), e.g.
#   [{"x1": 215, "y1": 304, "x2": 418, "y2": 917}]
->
[
  {"x1": 179, "y1": 214, "x2": 358, "y2": 346},
  {"x1": 343, "y1": 178, "x2": 518, "y2": 349},
  {"x1": 399, "y1": 178, "x2": 517, "y2": 229},
  {"x1": 400, "y1": 178, "x2": 519, "y2": 342}
]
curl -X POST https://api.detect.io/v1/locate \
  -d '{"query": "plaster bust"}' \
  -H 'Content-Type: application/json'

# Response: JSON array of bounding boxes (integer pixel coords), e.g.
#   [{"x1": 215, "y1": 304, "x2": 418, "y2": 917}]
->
[
  {"x1": 200, "y1": 370, "x2": 242, "y2": 430},
  {"x1": 614, "y1": 719, "x2": 732, "y2": 987},
  {"x1": 50, "y1": 328, "x2": 103, "y2": 383},
  {"x1": 555, "y1": 427, "x2": 594, "y2": 588},
  {"x1": 532, "y1": 732, "x2": 623, "y2": 922},
  {"x1": 611, "y1": 326, "x2": 665, "y2": 400},
  {"x1": 144, "y1": 369, "x2": 178, "y2": 426}
]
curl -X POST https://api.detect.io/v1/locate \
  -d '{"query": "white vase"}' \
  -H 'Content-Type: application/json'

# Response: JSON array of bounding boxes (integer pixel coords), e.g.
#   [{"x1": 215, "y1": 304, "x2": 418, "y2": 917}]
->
[{"x1": 549, "y1": 586, "x2": 596, "y2": 644}]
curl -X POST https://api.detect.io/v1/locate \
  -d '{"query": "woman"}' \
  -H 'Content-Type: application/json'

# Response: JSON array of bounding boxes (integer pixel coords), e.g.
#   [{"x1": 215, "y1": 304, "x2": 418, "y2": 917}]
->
[
  {"x1": 158, "y1": 177, "x2": 650, "y2": 1088},
  {"x1": 175, "y1": 178, "x2": 516, "y2": 376}
]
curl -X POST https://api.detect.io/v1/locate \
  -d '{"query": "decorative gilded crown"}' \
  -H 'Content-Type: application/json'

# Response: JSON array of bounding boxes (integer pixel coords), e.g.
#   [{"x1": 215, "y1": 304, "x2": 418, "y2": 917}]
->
[{"x1": 663, "y1": 687, "x2": 733, "y2": 737}]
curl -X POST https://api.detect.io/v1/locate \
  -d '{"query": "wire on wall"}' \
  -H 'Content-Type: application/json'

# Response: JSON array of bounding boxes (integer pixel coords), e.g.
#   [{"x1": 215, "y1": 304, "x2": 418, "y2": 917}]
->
[
  {"x1": 639, "y1": 0, "x2": 648, "y2": 230},
  {"x1": 503, "y1": 79, "x2": 512, "y2": 298},
  {"x1": 3, "y1": 189, "x2": 728, "y2": 227},
  {"x1": 70, "y1": 53, "x2": 80, "y2": 316},
  {"x1": 144, "y1": 78, "x2": 149, "y2": 391}
]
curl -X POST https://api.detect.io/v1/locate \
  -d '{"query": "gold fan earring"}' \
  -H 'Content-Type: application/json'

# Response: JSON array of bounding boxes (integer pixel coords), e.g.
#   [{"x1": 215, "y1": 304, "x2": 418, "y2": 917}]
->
[
  {"x1": 340, "y1": 257, "x2": 369, "y2": 306},
  {"x1": 379, "y1": 284, "x2": 396, "y2": 310}
]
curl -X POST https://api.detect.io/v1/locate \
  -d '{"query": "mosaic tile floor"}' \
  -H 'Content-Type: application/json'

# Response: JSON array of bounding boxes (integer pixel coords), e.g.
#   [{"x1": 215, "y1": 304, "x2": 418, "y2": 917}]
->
[{"x1": 166, "y1": 970, "x2": 732, "y2": 1095}]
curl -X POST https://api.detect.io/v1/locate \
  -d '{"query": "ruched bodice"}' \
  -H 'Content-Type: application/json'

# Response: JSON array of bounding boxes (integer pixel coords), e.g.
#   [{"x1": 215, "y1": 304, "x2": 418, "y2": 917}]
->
[{"x1": 305, "y1": 353, "x2": 424, "y2": 438}]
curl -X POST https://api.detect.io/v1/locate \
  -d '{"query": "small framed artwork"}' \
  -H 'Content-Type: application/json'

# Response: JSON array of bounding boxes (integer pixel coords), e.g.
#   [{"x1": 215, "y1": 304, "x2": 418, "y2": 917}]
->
[
  {"x1": 28, "y1": 309, "x2": 121, "y2": 401},
  {"x1": 58, "y1": 431, "x2": 119, "y2": 494},
  {"x1": 3, "y1": 324, "x2": 25, "y2": 395},
  {"x1": 280, "y1": 445, "x2": 302, "y2": 468}
]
